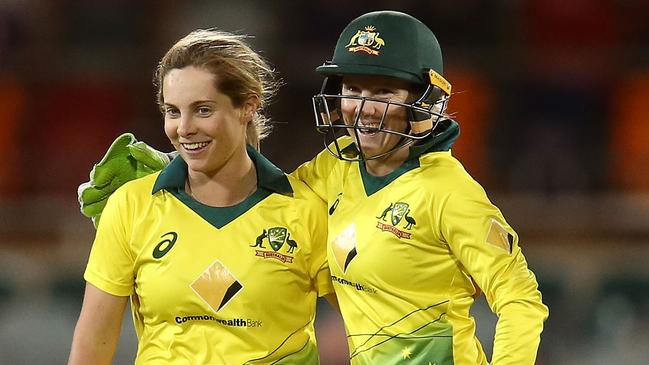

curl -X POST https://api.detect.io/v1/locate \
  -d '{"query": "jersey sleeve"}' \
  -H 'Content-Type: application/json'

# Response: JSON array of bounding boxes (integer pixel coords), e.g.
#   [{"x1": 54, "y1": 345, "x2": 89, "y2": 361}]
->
[
  {"x1": 309, "y1": 198, "x2": 335, "y2": 298},
  {"x1": 84, "y1": 186, "x2": 136, "y2": 297},
  {"x1": 296, "y1": 181, "x2": 333, "y2": 298},
  {"x1": 439, "y1": 182, "x2": 549, "y2": 365}
]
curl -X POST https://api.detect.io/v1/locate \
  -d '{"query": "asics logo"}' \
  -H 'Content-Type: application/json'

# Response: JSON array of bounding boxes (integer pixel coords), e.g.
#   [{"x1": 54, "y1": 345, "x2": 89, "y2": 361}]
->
[
  {"x1": 153, "y1": 232, "x2": 178, "y2": 259},
  {"x1": 329, "y1": 193, "x2": 342, "y2": 215}
]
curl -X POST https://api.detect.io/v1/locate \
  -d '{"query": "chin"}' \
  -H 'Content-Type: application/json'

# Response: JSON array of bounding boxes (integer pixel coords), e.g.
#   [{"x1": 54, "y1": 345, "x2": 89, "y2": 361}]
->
[
  {"x1": 184, "y1": 159, "x2": 210, "y2": 173},
  {"x1": 361, "y1": 143, "x2": 401, "y2": 160},
  {"x1": 358, "y1": 141, "x2": 383, "y2": 154},
  {"x1": 359, "y1": 148, "x2": 383, "y2": 159}
]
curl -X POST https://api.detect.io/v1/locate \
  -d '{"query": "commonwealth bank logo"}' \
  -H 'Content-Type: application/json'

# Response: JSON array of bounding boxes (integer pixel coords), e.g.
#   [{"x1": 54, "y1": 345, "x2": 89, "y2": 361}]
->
[
  {"x1": 486, "y1": 218, "x2": 513, "y2": 254},
  {"x1": 332, "y1": 224, "x2": 358, "y2": 273},
  {"x1": 190, "y1": 260, "x2": 242, "y2": 313},
  {"x1": 376, "y1": 201, "x2": 416, "y2": 239}
]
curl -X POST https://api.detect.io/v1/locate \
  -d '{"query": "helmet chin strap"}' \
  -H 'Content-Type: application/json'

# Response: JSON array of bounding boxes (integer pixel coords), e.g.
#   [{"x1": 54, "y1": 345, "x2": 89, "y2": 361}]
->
[{"x1": 410, "y1": 117, "x2": 433, "y2": 136}]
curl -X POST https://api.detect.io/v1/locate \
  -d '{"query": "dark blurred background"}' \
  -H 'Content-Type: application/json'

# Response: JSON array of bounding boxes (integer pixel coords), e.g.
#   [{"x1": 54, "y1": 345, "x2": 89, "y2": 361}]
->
[{"x1": 1, "y1": 0, "x2": 648, "y2": 364}]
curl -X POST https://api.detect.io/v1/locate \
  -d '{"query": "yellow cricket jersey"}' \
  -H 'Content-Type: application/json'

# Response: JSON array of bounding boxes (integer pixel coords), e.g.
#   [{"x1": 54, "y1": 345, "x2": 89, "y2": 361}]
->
[
  {"x1": 85, "y1": 145, "x2": 333, "y2": 365},
  {"x1": 292, "y1": 121, "x2": 548, "y2": 365}
]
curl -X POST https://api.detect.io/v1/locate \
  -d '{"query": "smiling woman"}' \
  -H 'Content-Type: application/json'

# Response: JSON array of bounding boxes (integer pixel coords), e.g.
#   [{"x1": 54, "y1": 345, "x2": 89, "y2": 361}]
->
[
  {"x1": 153, "y1": 30, "x2": 279, "y2": 151},
  {"x1": 152, "y1": 31, "x2": 280, "y2": 207},
  {"x1": 161, "y1": 66, "x2": 257, "y2": 206},
  {"x1": 68, "y1": 29, "x2": 337, "y2": 365},
  {"x1": 339, "y1": 74, "x2": 416, "y2": 176}
]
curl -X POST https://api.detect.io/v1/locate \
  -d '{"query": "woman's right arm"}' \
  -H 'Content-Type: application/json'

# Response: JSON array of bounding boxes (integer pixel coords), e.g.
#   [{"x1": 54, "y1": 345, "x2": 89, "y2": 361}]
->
[
  {"x1": 291, "y1": 150, "x2": 335, "y2": 202},
  {"x1": 290, "y1": 137, "x2": 355, "y2": 202},
  {"x1": 68, "y1": 283, "x2": 129, "y2": 365}
]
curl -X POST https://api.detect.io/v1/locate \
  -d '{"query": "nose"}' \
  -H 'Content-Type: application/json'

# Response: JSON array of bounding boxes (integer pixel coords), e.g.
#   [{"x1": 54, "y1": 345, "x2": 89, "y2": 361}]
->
[
  {"x1": 341, "y1": 90, "x2": 389, "y2": 125},
  {"x1": 176, "y1": 114, "x2": 196, "y2": 137},
  {"x1": 358, "y1": 100, "x2": 382, "y2": 118},
  {"x1": 355, "y1": 92, "x2": 386, "y2": 119}
]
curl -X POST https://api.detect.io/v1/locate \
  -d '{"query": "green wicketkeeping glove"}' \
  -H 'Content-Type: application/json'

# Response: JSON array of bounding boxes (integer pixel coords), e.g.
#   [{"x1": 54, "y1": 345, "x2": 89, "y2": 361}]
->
[{"x1": 77, "y1": 133, "x2": 173, "y2": 227}]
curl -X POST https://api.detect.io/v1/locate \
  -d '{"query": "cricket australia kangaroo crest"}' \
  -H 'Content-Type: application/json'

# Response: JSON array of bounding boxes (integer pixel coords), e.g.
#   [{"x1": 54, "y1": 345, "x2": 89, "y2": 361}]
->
[
  {"x1": 250, "y1": 226, "x2": 299, "y2": 263},
  {"x1": 376, "y1": 202, "x2": 416, "y2": 239},
  {"x1": 345, "y1": 25, "x2": 385, "y2": 56}
]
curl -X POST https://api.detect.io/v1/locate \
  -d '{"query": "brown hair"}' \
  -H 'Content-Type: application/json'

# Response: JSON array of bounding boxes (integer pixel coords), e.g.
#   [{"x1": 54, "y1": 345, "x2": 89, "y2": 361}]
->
[{"x1": 154, "y1": 29, "x2": 280, "y2": 149}]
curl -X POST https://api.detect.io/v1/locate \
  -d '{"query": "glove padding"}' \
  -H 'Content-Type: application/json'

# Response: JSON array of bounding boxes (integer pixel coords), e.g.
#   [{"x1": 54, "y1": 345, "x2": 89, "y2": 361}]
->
[{"x1": 78, "y1": 133, "x2": 172, "y2": 227}]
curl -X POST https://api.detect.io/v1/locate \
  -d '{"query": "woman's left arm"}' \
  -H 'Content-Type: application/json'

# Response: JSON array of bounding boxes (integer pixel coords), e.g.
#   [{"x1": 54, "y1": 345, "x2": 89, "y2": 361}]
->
[{"x1": 440, "y1": 188, "x2": 549, "y2": 365}]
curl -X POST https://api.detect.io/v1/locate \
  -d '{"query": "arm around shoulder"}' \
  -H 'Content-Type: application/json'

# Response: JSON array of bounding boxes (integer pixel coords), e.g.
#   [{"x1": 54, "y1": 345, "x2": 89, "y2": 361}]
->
[{"x1": 290, "y1": 144, "x2": 344, "y2": 202}]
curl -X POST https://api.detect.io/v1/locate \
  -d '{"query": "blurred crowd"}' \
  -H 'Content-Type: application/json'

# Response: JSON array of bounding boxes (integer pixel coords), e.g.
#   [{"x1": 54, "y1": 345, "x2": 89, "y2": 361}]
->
[
  {"x1": 1, "y1": 1, "x2": 648, "y2": 364},
  {"x1": 1, "y1": 0, "x2": 648, "y2": 199}
]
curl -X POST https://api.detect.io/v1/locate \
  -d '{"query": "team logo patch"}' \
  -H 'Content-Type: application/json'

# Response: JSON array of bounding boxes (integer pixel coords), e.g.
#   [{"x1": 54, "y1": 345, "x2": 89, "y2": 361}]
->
[
  {"x1": 486, "y1": 219, "x2": 513, "y2": 253},
  {"x1": 332, "y1": 224, "x2": 358, "y2": 273},
  {"x1": 376, "y1": 201, "x2": 416, "y2": 239},
  {"x1": 391, "y1": 202, "x2": 409, "y2": 226},
  {"x1": 250, "y1": 226, "x2": 298, "y2": 263},
  {"x1": 190, "y1": 260, "x2": 242, "y2": 313},
  {"x1": 345, "y1": 25, "x2": 385, "y2": 56},
  {"x1": 268, "y1": 227, "x2": 287, "y2": 251}
]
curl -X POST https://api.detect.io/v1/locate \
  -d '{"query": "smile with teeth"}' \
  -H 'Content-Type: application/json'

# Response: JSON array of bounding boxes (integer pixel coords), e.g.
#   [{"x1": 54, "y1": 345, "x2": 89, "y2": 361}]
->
[
  {"x1": 358, "y1": 124, "x2": 380, "y2": 134},
  {"x1": 182, "y1": 141, "x2": 211, "y2": 151}
]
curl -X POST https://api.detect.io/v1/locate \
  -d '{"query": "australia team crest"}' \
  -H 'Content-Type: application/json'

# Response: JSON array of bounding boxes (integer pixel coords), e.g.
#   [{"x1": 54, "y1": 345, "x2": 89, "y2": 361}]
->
[
  {"x1": 267, "y1": 227, "x2": 287, "y2": 251},
  {"x1": 390, "y1": 202, "x2": 409, "y2": 226},
  {"x1": 345, "y1": 25, "x2": 385, "y2": 56},
  {"x1": 250, "y1": 226, "x2": 298, "y2": 263},
  {"x1": 376, "y1": 201, "x2": 416, "y2": 239}
]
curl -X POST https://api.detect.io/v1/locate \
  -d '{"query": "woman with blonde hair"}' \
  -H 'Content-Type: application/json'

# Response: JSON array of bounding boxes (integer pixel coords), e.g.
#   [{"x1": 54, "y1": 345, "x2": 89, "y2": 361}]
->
[{"x1": 69, "y1": 29, "x2": 335, "y2": 365}]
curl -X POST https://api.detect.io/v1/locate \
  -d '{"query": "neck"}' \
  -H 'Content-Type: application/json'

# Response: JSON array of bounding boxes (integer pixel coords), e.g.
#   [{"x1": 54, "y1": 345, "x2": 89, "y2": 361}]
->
[
  {"x1": 186, "y1": 149, "x2": 258, "y2": 207},
  {"x1": 364, "y1": 145, "x2": 410, "y2": 177}
]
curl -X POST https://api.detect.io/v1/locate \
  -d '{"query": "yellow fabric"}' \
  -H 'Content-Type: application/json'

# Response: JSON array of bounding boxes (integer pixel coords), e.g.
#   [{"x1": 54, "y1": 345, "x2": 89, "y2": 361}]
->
[
  {"x1": 85, "y1": 171, "x2": 332, "y2": 364},
  {"x1": 292, "y1": 137, "x2": 548, "y2": 365}
]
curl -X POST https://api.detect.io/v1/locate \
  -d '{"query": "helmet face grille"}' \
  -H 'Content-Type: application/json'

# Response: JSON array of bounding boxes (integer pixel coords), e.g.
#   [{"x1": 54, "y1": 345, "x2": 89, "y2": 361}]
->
[
  {"x1": 312, "y1": 86, "x2": 449, "y2": 161},
  {"x1": 312, "y1": 11, "x2": 453, "y2": 162}
]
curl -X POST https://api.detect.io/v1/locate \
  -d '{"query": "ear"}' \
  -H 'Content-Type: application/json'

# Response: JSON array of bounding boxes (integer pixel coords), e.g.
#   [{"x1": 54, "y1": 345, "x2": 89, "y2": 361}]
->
[{"x1": 241, "y1": 94, "x2": 261, "y2": 124}]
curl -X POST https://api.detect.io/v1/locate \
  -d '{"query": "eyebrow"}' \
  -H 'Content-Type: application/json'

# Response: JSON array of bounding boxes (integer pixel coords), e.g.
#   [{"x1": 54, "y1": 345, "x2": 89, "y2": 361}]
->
[{"x1": 163, "y1": 100, "x2": 216, "y2": 108}]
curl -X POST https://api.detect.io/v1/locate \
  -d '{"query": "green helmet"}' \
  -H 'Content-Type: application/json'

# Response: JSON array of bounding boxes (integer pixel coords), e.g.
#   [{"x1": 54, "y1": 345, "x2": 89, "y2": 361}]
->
[
  {"x1": 316, "y1": 10, "x2": 448, "y2": 89},
  {"x1": 312, "y1": 10, "x2": 452, "y2": 161}
]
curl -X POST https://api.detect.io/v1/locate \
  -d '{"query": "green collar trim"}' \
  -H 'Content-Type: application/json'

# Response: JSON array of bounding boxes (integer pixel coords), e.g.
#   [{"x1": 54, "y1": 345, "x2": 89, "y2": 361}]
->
[
  {"x1": 170, "y1": 188, "x2": 272, "y2": 229},
  {"x1": 359, "y1": 158, "x2": 420, "y2": 196},
  {"x1": 352, "y1": 119, "x2": 460, "y2": 196},
  {"x1": 151, "y1": 145, "x2": 291, "y2": 229},
  {"x1": 152, "y1": 144, "x2": 292, "y2": 194}
]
